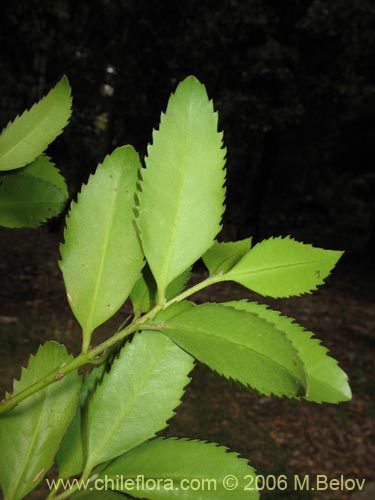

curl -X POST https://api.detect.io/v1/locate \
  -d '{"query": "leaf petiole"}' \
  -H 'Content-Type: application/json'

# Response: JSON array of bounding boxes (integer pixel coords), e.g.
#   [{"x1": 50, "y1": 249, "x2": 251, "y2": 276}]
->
[{"x1": 0, "y1": 273, "x2": 221, "y2": 415}]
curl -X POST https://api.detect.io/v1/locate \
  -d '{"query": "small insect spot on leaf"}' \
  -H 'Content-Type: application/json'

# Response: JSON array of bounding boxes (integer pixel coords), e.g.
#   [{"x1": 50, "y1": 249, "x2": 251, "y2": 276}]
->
[
  {"x1": 316, "y1": 270, "x2": 320, "y2": 278},
  {"x1": 55, "y1": 373, "x2": 65, "y2": 381}
]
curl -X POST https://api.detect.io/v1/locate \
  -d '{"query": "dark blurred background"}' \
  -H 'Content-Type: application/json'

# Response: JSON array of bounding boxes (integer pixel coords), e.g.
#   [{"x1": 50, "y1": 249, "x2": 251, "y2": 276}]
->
[{"x1": 0, "y1": 0, "x2": 374, "y2": 256}]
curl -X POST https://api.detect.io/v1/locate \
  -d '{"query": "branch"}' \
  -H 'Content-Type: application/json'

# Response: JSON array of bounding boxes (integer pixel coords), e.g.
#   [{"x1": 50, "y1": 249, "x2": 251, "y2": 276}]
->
[{"x1": 0, "y1": 274, "x2": 223, "y2": 415}]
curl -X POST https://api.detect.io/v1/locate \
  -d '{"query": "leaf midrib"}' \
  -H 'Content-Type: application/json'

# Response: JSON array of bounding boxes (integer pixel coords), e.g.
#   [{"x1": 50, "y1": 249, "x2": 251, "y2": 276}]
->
[
  {"x1": 228, "y1": 258, "x2": 332, "y2": 278},
  {"x1": 0, "y1": 103, "x2": 53, "y2": 164},
  {"x1": 0, "y1": 171, "x2": 65, "y2": 210},
  {"x1": 88, "y1": 342, "x2": 174, "y2": 469},
  {"x1": 9, "y1": 381, "x2": 52, "y2": 499},
  {"x1": 83, "y1": 166, "x2": 120, "y2": 335},
  {"x1": 158, "y1": 100, "x2": 193, "y2": 295},
  {"x1": 238, "y1": 307, "x2": 347, "y2": 400},
  {"x1": 309, "y1": 371, "x2": 344, "y2": 395},
  {"x1": 20, "y1": 169, "x2": 66, "y2": 194},
  {"x1": 162, "y1": 321, "x2": 304, "y2": 389}
]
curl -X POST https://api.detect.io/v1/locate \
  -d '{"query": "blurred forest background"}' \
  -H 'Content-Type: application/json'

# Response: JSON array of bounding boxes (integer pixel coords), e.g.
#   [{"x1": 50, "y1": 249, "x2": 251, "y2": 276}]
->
[
  {"x1": 0, "y1": 1, "x2": 374, "y2": 499},
  {"x1": 0, "y1": 0, "x2": 374, "y2": 253}
]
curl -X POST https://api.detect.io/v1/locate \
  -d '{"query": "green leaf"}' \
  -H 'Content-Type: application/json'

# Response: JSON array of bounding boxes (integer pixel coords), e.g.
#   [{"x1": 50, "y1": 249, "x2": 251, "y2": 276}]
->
[
  {"x1": 130, "y1": 265, "x2": 157, "y2": 315},
  {"x1": 226, "y1": 301, "x2": 351, "y2": 403},
  {"x1": 138, "y1": 76, "x2": 226, "y2": 298},
  {"x1": 203, "y1": 237, "x2": 252, "y2": 275},
  {"x1": 0, "y1": 341, "x2": 81, "y2": 500},
  {"x1": 56, "y1": 404, "x2": 83, "y2": 480},
  {"x1": 155, "y1": 302, "x2": 306, "y2": 397},
  {"x1": 0, "y1": 155, "x2": 68, "y2": 228},
  {"x1": 57, "y1": 363, "x2": 107, "y2": 479},
  {"x1": 225, "y1": 236, "x2": 343, "y2": 298},
  {"x1": 72, "y1": 492, "x2": 130, "y2": 499},
  {"x1": 102, "y1": 438, "x2": 259, "y2": 500},
  {"x1": 85, "y1": 331, "x2": 194, "y2": 472},
  {"x1": 131, "y1": 266, "x2": 191, "y2": 315},
  {"x1": 166, "y1": 266, "x2": 192, "y2": 300},
  {"x1": 0, "y1": 76, "x2": 72, "y2": 171},
  {"x1": 59, "y1": 146, "x2": 144, "y2": 344},
  {"x1": 21, "y1": 154, "x2": 68, "y2": 197}
]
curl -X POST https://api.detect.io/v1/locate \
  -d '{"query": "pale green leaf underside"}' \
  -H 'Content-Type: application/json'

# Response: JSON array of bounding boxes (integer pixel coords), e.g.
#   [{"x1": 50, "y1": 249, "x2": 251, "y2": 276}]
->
[
  {"x1": 59, "y1": 146, "x2": 144, "y2": 337},
  {"x1": 86, "y1": 331, "x2": 194, "y2": 471},
  {"x1": 0, "y1": 342, "x2": 81, "y2": 500},
  {"x1": 138, "y1": 76, "x2": 226, "y2": 296},
  {"x1": 57, "y1": 363, "x2": 107, "y2": 479},
  {"x1": 226, "y1": 236, "x2": 343, "y2": 298},
  {"x1": 226, "y1": 301, "x2": 351, "y2": 403},
  {"x1": 155, "y1": 302, "x2": 306, "y2": 397},
  {"x1": 0, "y1": 76, "x2": 72, "y2": 171},
  {"x1": 203, "y1": 237, "x2": 252, "y2": 275},
  {"x1": 102, "y1": 438, "x2": 259, "y2": 500},
  {"x1": 0, "y1": 155, "x2": 67, "y2": 228}
]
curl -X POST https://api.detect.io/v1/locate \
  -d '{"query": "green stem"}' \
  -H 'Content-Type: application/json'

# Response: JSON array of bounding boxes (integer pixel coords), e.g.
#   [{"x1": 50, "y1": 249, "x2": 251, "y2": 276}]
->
[
  {"x1": 164, "y1": 274, "x2": 223, "y2": 307},
  {"x1": 0, "y1": 274, "x2": 223, "y2": 415},
  {"x1": 81, "y1": 329, "x2": 92, "y2": 354},
  {"x1": 52, "y1": 481, "x2": 81, "y2": 500},
  {"x1": 46, "y1": 486, "x2": 59, "y2": 499},
  {"x1": 51, "y1": 466, "x2": 94, "y2": 500},
  {"x1": 53, "y1": 489, "x2": 76, "y2": 500},
  {"x1": 0, "y1": 315, "x2": 158, "y2": 415}
]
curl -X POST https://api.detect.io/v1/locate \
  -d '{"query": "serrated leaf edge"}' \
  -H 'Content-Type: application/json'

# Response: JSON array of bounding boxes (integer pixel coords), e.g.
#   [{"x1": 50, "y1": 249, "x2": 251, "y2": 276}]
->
[
  {"x1": 137, "y1": 77, "x2": 227, "y2": 294},
  {"x1": 158, "y1": 301, "x2": 307, "y2": 398},
  {"x1": 226, "y1": 235, "x2": 344, "y2": 298},
  {"x1": 229, "y1": 300, "x2": 351, "y2": 403},
  {"x1": 85, "y1": 333, "x2": 194, "y2": 471},
  {"x1": 0, "y1": 76, "x2": 72, "y2": 171}
]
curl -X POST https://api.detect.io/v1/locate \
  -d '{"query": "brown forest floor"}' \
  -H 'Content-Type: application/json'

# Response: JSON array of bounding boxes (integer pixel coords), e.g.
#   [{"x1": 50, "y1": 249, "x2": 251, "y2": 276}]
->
[{"x1": 0, "y1": 227, "x2": 374, "y2": 500}]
